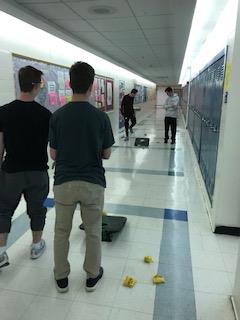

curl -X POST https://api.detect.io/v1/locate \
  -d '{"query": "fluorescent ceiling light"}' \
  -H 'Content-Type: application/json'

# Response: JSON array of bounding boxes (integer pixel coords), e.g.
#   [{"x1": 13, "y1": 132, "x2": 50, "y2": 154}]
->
[{"x1": 179, "y1": 0, "x2": 237, "y2": 85}]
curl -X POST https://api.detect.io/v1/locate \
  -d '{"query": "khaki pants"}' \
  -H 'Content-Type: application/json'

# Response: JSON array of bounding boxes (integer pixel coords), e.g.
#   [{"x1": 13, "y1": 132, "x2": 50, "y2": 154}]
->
[{"x1": 53, "y1": 180, "x2": 104, "y2": 280}]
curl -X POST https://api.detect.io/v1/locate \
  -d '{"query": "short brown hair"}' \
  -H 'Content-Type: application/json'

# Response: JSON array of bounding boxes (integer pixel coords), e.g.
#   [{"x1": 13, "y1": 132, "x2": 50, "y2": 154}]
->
[
  {"x1": 18, "y1": 66, "x2": 43, "y2": 92},
  {"x1": 70, "y1": 62, "x2": 95, "y2": 94},
  {"x1": 131, "y1": 89, "x2": 138, "y2": 94},
  {"x1": 165, "y1": 87, "x2": 173, "y2": 93}
]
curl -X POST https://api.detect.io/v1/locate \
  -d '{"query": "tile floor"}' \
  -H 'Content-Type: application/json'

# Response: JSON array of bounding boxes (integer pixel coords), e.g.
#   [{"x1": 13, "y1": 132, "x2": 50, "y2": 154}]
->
[{"x1": 0, "y1": 107, "x2": 238, "y2": 320}]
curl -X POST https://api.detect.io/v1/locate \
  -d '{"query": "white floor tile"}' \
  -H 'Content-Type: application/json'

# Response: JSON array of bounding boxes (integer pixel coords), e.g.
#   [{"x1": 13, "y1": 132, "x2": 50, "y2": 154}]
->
[
  {"x1": 222, "y1": 253, "x2": 238, "y2": 273},
  {"x1": 191, "y1": 250, "x2": 226, "y2": 271},
  {"x1": 128, "y1": 241, "x2": 160, "y2": 261},
  {"x1": 75, "y1": 278, "x2": 121, "y2": 307},
  {"x1": 193, "y1": 268, "x2": 232, "y2": 295},
  {"x1": 195, "y1": 292, "x2": 235, "y2": 320},
  {"x1": 109, "y1": 308, "x2": 152, "y2": 320},
  {"x1": 65, "y1": 301, "x2": 112, "y2": 320},
  {"x1": 0, "y1": 289, "x2": 35, "y2": 320},
  {"x1": 19, "y1": 296, "x2": 73, "y2": 320},
  {"x1": 113, "y1": 283, "x2": 155, "y2": 313}
]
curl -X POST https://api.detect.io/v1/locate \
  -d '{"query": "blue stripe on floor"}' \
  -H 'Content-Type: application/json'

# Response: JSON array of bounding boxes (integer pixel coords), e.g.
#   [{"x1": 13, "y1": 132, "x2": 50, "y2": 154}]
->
[
  {"x1": 7, "y1": 213, "x2": 29, "y2": 250},
  {"x1": 44, "y1": 199, "x2": 187, "y2": 221},
  {"x1": 164, "y1": 208, "x2": 188, "y2": 221},
  {"x1": 112, "y1": 145, "x2": 182, "y2": 151},
  {"x1": 105, "y1": 167, "x2": 184, "y2": 177},
  {"x1": 153, "y1": 219, "x2": 196, "y2": 320}
]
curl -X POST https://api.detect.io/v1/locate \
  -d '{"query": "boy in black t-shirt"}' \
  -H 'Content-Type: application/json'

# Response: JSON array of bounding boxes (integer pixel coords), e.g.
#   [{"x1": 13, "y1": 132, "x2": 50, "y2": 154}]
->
[
  {"x1": 49, "y1": 62, "x2": 115, "y2": 293},
  {"x1": 0, "y1": 66, "x2": 51, "y2": 269},
  {"x1": 120, "y1": 88, "x2": 138, "y2": 141}
]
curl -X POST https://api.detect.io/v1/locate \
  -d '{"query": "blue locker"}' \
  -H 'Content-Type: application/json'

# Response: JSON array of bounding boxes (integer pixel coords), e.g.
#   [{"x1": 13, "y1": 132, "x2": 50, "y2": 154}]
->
[{"x1": 187, "y1": 50, "x2": 226, "y2": 202}]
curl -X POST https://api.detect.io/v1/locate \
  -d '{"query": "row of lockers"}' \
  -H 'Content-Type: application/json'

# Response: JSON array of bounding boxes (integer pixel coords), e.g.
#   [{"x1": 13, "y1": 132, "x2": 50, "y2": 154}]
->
[{"x1": 184, "y1": 50, "x2": 226, "y2": 202}]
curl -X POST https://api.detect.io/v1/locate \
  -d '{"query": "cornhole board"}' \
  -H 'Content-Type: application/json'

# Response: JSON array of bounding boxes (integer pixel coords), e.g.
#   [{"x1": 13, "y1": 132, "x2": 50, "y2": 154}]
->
[
  {"x1": 79, "y1": 215, "x2": 127, "y2": 242},
  {"x1": 134, "y1": 137, "x2": 150, "y2": 147}
]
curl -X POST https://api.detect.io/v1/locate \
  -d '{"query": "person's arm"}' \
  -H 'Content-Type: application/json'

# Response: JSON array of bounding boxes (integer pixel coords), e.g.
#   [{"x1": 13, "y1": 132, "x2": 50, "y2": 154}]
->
[
  {"x1": 0, "y1": 132, "x2": 4, "y2": 167},
  {"x1": 49, "y1": 115, "x2": 58, "y2": 162},
  {"x1": 102, "y1": 147, "x2": 111, "y2": 159},
  {"x1": 102, "y1": 115, "x2": 115, "y2": 160},
  {"x1": 120, "y1": 96, "x2": 126, "y2": 115},
  {"x1": 50, "y1": 147, "x2": 57, "y2": 161},
  {"x1": 170, "y1": 96, "x2": 179, "y2": 110}
]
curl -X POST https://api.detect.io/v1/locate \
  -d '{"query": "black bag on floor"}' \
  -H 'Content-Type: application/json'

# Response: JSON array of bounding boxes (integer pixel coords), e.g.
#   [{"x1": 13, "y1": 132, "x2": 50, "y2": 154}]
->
[{"x1": 79, "y1": 215, "x2": 127, "y2": 242}]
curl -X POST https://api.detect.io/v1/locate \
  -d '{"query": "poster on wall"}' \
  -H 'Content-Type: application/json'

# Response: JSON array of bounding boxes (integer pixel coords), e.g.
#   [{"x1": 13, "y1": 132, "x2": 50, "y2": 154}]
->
[
  {"x1": 12, "y1": 55, "x2": 71, "y2": 113},
  {"x1": 106, "y1": 79, "x2": 113, "y2": 111},
  {"x1": 134, "y1": 84, "x2": 148, "y2": 104},
  {"x1": 91, "y1": 75, "x2": 114, "y2": 112},
  {"x1": 118, "y1": 80, "x2": 125, "y2": 129},
  {"x1": 92, "y1": 76, "x2": 106, "y2": 111}
]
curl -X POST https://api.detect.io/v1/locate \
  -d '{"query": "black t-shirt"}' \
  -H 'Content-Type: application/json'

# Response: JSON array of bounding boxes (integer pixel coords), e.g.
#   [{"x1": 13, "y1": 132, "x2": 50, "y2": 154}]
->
[
  {"x1": 121, "y1": 94, "x2": 134, "y2": 116},
  {"x1": 0, "y1": 100, "x2": 51, "y2": 172},
  {"x1": 49, "y1": 101, "x2": 115, "y2": 187}
]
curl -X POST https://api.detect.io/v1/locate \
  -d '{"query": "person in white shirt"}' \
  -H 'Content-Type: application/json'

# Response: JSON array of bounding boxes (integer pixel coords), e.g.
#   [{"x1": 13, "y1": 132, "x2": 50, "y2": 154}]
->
[{"x1": 163, "y1": 87, "x2": 179, "y2": 144}]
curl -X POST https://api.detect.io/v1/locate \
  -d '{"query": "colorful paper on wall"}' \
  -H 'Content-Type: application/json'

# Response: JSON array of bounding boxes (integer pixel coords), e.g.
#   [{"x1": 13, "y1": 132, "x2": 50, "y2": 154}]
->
[{"x1": 49, "y1": 92, "x2": 58, "y2": 106}]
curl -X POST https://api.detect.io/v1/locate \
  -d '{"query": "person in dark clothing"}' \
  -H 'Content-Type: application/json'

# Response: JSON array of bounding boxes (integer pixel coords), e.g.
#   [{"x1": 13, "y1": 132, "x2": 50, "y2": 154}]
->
[
  {"x1": 0, "y1": 66, "x2": 51, "y2": 269},
  {"x1": 121, "y1": 88, "x2": 138, "y2": 141}
]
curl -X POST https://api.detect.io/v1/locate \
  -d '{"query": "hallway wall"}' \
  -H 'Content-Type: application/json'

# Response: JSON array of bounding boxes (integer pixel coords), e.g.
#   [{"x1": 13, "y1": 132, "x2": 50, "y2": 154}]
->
[{"x1": 0, "y1": 11, "x2": 156, "y2": 137}]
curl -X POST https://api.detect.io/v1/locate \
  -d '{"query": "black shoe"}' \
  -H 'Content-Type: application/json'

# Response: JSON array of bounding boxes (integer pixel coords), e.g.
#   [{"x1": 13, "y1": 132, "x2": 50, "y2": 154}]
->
[
  {"x1": 55, "y1": 277, "x2": 69, "y2": 293},
  {"x1": 164, "y1": 139, "x2": 168, "y2": 144},
  {"x1": 0, "y1": 252, "x2": 9, "y2": 269},
  {"x1": 86, "y1": 267, "x2": 104, "y2": 292},
  {"x1": 171, "y1": 140, "x2": 175, "y2": 145}
]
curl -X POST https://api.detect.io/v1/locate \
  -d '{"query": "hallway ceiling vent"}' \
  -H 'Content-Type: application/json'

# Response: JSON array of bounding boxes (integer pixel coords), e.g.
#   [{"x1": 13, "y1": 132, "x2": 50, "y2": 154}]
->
[{"x1": 88, "y1": 6, "x2": 117, "y2": 15}]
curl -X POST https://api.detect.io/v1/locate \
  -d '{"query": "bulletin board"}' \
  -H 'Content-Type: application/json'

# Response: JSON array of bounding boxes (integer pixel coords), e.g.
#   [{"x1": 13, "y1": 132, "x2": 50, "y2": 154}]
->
[
  {"x1": 90, "y1": 75, "x2": 114, "y2": 112},
  {"x1": 13, "y1": 55, "x2": 71, "y2": 113},
  {"x1": 134, "y1": 84, "x2": 148, "y2": 104},
  {"x1": 118, "y1": 80, "x2": 125, "y2": 129},
  {"x1": 12, "y1": 55, "x2": 114, "y2": 113}
]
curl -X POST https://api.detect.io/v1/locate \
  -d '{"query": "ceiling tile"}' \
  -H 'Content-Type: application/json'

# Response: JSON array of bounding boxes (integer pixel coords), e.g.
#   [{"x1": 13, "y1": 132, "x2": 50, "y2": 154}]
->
[
  {"x1": 102, "y1": 30, "x2": 145, "y2": 41},
  {"x1": 22, "y1": 3, "x2": 80, "y2": 20},
  {"x1": 65, "y1": 0, "x2": 133, "y2": 19},
  {"x1": 72, "y1": 31, "x2": 114, "y2": 47},
  {"x1": 137, "y1": 14, "x2": 175, "y2": 29},
  {"x1": 88, "y1": 17, "x2": 140, "y2": 32},
  {"x1": 16, "y1": 0, "x2": 60, "y2": 2},
  {"x1": 144, "y1": 28, "x2": 175, "y2": 39},
  {"x1": 128, "y1": 0, "x2": 174, "y2": 16},
  {"x1": 52, "y1": 18, "x2": 95, "y2": 32}
]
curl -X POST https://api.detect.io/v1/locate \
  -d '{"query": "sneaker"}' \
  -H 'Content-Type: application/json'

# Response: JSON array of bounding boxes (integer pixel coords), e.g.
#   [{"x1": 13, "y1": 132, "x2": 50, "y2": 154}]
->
[
  {"x1": 130, "y1": 128, "x2": 133, "y2": 134},
  {"x1": 164, "y1": 139, "x2": 168, "y2": 144},
  {"x1": 124, "y1": 137, "x2": 129, "y2": 141},
  {"x1": 30, "y1": 239, "x2": 46, "y2": 259},
  {"x1": 86, "y1": 267, "x2": 104, "y2": 292},
  {"x1": 0, "y1": 252, "x2": 9, "y2": 269},
  {"x1": 55, "y1": 277, "x2": 69, "y2": 293},
  {"x1": 171, "y1": 140, "x2": 175, "y2": 145}
]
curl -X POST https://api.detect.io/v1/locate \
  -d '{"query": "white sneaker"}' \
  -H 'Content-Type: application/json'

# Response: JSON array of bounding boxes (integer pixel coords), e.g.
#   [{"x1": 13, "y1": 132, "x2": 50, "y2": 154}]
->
[
  {"x1": 0, "y1": 252, "x2": 9, "y2": 269},
  {"x1": 30, "y1": 239, "x2": 46, "y2": 259}
]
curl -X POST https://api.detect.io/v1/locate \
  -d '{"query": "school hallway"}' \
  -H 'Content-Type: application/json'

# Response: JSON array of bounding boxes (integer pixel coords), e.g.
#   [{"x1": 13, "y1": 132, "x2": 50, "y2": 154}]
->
[{"x1": 0, "y1": 106, "x2": 237, "y2": 320}]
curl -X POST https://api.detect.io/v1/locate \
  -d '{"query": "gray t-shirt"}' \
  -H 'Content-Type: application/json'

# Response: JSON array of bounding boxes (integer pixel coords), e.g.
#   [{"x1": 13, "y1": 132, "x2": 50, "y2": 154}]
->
[{"x1": 49, "y1": 101, "x2": 115, "y2": 187}]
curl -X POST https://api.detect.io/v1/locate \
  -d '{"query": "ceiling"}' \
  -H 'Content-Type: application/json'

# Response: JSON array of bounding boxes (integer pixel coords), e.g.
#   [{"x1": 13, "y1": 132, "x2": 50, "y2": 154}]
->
[{"x1": 1, "y1": 0, "x2": 197, "y2": 84}]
